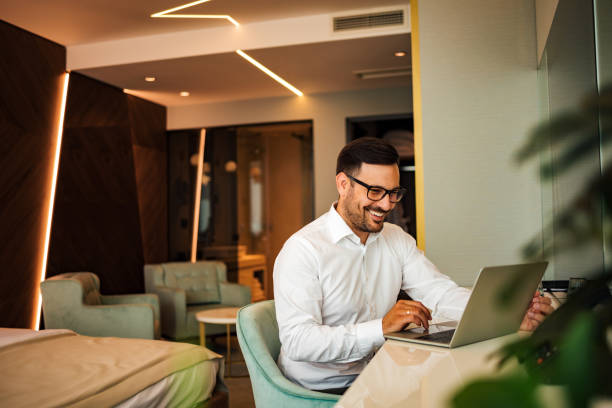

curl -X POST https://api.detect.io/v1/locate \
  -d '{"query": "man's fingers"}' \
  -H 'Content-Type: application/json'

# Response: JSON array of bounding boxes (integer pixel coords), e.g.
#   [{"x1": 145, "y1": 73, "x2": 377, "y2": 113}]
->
[
  {"x1": 527, "y1": 319, "x2": 538, "y2": 330},
  {"x1": 533, "y1": 295, "x2": 552, "y2": 305},
  {"x1": 530, "y1": 296, "x2": 554, "y2": 314},
  {"x1": 527, "y1": 312, "x2": 545, "y2": 324},
  {"x1": 398, "y1": 300, "x2": 432, "y2": 320},
  {"x1": 384, "y1": 301, "x2": 432, "y2": 334},
  {"x1": 520, "y1": 293, "x2": 555, "y2": 332},
  {"x1": 532, "y1": 302, "x2": 555, "y2": 315},
  {"x1": 401, "y1": 308, "x2": 429, "y2": 329},
  {"x1": 406, "y1": 306, "x2": 431, "y2": 325}
]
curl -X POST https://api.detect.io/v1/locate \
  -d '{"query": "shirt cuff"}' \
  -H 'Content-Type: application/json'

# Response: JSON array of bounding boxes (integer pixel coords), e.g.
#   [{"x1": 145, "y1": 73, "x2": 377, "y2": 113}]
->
[{"x1": 356, "y1": 318, "x2": 385, "y2": 355}]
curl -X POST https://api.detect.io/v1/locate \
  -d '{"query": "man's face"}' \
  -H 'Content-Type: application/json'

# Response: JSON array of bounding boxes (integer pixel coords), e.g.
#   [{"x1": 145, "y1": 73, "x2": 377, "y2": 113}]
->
[{"x1": 337, "y1": 163, "x2": 400, "y2": 235}]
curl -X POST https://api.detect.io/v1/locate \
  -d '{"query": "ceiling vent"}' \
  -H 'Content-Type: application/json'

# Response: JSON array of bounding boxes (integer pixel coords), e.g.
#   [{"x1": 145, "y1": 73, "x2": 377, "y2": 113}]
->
[
  {"x1": 333, "y1": 9, "x2": 404, "y2": 32},
  {"x1": 354, "y1": 67, "x2": 411, "y2": 80}
]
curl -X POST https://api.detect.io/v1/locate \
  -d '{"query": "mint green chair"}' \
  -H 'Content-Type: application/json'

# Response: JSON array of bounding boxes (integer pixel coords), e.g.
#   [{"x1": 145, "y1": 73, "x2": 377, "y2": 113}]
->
[
  {"x1": 236, "y1": 300, "x2": 340, "y2": 408},
  {"x1": 41, "y1": 272, "x2": 160, "y2": 339},
  {"x1": 145, "y1": 261, "x2": 251, "y2": 340}
]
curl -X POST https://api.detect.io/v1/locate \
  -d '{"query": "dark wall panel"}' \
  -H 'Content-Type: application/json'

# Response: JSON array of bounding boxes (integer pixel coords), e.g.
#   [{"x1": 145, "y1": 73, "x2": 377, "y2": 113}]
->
[
  {"x1": 0, "y1": 21, "x2": 66, "y2": 328},
  {"x1": 0, "y1": 22, "x2": 168, "y2": 328},
  {"x1": 128, "y1": 95, "x2": 168, "y2": 264},
  {"x1": 47, "y1": 74, "x2": 145, "y2": 294}
]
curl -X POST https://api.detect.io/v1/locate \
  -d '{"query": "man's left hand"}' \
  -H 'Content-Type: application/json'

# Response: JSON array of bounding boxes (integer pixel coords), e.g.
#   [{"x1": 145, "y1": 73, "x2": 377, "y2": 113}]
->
[{"x1": 519, "y1": 292, "x2": 555, "y2": 331}]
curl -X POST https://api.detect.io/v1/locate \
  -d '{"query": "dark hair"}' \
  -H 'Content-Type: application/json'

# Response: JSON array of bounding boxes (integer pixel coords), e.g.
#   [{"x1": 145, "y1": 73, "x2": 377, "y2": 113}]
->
[{"x1": 336, "y1": 137, "x2": 399, "y2": 175}]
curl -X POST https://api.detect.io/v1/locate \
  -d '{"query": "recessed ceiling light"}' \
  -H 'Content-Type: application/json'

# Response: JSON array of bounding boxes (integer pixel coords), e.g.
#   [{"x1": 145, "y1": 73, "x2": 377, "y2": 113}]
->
[
  {"x1": 151, "y1": 0, "x2": 240, "y2": 27},
  {"x1": 145, "y1": 76, "x2": 156, "y2": 82},
  {"x1": 394, "y1": 51, "x2": 407, "y2": 57},
  {"x1": 236, "y1": 49, "x2": 303, "y2": 97},
  {"x1": 180, "y1": 91, "x2": 190, "y2": 97}
]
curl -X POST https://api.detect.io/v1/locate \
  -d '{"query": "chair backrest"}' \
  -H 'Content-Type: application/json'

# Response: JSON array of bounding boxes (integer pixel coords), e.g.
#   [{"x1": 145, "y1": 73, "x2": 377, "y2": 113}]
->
[
  {"x1": 237, "y1": 300, "x2": 281, "y2": 360},
  {"x1": 144, "y1": 261, "x2": 226, "y2": 305},
  {"x1": 237, "y1": 301, "x2": 340, "y2": 407},
  {"x1": 42, "y1": 272, "x2": 102, "y2": 306},
  {"x1": 41, "y1": 272, "x2": 101, "y2": 331}
]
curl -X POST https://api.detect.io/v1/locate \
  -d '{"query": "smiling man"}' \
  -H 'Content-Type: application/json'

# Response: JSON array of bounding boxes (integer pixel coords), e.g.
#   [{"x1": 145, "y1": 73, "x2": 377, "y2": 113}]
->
[{"x1": 273, "y1": 137, "x2": 552, "y2": 394}]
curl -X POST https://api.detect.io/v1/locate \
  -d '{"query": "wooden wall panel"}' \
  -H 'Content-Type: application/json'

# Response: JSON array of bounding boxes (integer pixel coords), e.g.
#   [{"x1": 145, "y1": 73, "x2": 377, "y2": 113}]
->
[
  {"x1": 0, "y1": 21, "x2": 65, "y2": 328},
  {"x1": 128, "y1": 95, "x2": 168, "y2": 264},
  {"x1": 127, "y1": 94, "x2": 166, "y2": 149},
  {"x1": 0, "y1": 23, "x2": 168, "y2": 328},
  {"x1": 47, "y1": 74, "x2": 145, "y2": 294}
]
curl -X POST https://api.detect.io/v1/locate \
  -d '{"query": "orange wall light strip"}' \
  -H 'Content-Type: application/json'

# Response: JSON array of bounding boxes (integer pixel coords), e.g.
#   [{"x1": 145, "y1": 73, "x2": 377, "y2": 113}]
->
[
  {"x1": 191, "y1": 129, "x2": 206, "y2": 263},
  {"x1": 151, "y1": 0, "x2": 240, "y2": 27},
  {"x1": 236, "y1": 49, "x2": 304, "y2": 97},
  {"x1": 34, "y1": 72, "x2": 70, "y2": 330}
]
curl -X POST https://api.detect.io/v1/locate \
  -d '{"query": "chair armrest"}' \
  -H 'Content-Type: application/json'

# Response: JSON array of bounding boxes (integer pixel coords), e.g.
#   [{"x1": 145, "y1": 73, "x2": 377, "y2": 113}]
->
[
  {"x1": 78, "y1": 304, "x2": 156, "y2": 339},
  {"x1": 150, "y1": 286, "x2": 186, "y2": 338},
  {"x1": 219, "y1": 282, "x2": 251, "y2": 306},
  {"x1": 102, "y1": 293, "x2": 160, "y2": 322}
]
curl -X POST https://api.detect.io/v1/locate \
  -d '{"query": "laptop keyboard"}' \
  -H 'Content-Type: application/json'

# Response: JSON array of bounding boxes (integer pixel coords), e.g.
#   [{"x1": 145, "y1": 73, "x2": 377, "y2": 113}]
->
[{"x1": 417, "y1": 329, "x2": 455, "y2": 343}]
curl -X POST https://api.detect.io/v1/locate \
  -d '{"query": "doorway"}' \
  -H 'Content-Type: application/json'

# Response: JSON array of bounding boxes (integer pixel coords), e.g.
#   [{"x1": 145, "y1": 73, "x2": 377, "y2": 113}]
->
[
  {"x1": 346, "y1": 114, "x2": 416, "y2": 239},
  {"x1": 236, "y1": 122, "x2": 313, "y2": 299}
]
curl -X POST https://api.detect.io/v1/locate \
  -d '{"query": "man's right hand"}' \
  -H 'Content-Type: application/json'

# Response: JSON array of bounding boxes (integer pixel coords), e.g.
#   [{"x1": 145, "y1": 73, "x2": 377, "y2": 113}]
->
[{"x1": 382, "y1": 300, "x2": 432, "y2": 334}]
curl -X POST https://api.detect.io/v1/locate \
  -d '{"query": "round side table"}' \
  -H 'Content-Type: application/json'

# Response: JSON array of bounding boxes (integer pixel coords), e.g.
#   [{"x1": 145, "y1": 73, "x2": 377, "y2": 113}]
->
[{"x1": 195, "y1": 307, "x2": 241, "y2": 376}]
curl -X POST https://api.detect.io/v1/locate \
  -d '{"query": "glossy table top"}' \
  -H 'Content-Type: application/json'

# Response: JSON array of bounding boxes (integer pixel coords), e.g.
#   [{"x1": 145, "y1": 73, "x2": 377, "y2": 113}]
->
[{"x1": 337, "y1": 334, "x2": 522, "y2": 408}]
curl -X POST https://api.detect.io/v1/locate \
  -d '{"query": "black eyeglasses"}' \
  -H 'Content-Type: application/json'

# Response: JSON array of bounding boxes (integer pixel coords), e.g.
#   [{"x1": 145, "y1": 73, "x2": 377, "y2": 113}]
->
[{"x1": 344, "y1": 173, "x2": 406, "y2": 203}]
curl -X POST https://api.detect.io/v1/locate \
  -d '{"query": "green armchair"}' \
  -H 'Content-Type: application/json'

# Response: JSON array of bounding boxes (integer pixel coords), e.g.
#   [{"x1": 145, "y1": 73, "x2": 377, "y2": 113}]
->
[
  {"x1": 41, "y1": 272, "x2": 160, "y2": 339},
  {"x1": 144, "y1": 261, "x2": 251, "y2": 340},
  {"x1": 236, "y1": 300, "x2": 340, "y2": 408}
]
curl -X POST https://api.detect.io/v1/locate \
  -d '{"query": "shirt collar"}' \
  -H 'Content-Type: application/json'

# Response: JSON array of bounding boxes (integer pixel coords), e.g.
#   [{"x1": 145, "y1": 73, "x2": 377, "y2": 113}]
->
[{"x1": 327, "y1": 202, "x2": 382, "y2": 245}]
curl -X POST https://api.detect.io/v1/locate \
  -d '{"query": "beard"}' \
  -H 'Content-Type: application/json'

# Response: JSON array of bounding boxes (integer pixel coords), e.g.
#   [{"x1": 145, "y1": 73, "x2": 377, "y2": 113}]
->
[{"x1": 340, "y1": 190, "x2": 389, "y2": 234}]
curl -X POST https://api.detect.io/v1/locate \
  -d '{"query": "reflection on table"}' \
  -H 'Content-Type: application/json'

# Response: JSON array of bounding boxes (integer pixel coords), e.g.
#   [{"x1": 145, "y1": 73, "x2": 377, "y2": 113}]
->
[{"x1": 337, "y1": 334, "x2": 522, "y2": 408}]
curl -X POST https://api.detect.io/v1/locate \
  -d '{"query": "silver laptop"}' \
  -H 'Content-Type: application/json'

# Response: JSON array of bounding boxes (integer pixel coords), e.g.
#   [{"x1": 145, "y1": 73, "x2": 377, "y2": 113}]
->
[{"x1": 384, "y1": 261, "x2": 548, "y2": 348}]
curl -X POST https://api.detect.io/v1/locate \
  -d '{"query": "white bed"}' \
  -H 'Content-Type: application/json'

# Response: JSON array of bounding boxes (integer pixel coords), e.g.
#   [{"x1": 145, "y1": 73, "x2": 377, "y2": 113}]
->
[{"x1": 0, "y1": 328, "x2": 226, "y2": 407}]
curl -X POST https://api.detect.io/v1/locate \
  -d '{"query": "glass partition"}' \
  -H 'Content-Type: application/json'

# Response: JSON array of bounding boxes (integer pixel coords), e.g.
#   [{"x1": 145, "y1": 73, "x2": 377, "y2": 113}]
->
[
  {"x1": 167, "y1": 121, "x2": 314, "y2": 299},
  {"x1": 538, "y1": 0, "x2": 605, "y2": 280},
  {"x1": 594, "y1": 0, "x2": 612, "y2": 269}
]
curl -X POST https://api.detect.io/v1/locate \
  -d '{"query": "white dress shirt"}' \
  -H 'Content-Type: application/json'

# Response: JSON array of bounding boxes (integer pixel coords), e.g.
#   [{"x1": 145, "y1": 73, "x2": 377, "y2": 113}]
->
[{"x1": 273, "y1": 204, "x2": 471, "y2": 390}]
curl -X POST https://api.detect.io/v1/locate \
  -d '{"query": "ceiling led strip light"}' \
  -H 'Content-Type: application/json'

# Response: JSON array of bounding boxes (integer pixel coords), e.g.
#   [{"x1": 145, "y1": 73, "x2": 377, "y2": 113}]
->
[
  {"x1": 151, "y1": 0, "x2": 240, "y2": 27},
  {"x1": 151, "y1": 3, "x2": 304, "y2": 96},
  {"x1": 236, "y1": 50, "x2": 304, "y2": 97}
]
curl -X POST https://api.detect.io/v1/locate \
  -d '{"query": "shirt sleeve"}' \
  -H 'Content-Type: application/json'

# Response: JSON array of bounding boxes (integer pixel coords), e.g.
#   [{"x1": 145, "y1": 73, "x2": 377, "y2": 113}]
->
[
  {"x1": 398, "y1": 232, "x2": 471, "y2": 321},
  {"x1": 274, "y1": 237, "x2": 384, "y2": 364}
]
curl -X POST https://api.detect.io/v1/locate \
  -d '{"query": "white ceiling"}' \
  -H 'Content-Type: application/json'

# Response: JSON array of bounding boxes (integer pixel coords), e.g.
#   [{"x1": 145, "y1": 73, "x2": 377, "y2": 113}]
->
[
  {"x1": 0, "y1": 0, "x2": 412, "y2": 106},
  {"x1": 81, "y1": 35, "x2": 411, "y2": 106},
  {"x1": 0, "y1": 0, "x2": 409, "y2": 45}
]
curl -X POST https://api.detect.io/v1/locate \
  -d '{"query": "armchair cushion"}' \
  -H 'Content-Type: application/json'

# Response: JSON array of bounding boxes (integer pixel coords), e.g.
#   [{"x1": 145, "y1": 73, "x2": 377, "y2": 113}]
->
[
  {"x1": 161, "y1": 262, "x2": 222, "y2": 305},
  {"x1": 102, "y1": 293, "x2": 161, "y2": 338}
]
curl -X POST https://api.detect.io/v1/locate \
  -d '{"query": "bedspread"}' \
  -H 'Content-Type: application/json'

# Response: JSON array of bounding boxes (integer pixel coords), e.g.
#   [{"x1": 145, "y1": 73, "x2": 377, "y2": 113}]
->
[{"x1": 0, "y1": 328, "x2": 222, "y2": 407}]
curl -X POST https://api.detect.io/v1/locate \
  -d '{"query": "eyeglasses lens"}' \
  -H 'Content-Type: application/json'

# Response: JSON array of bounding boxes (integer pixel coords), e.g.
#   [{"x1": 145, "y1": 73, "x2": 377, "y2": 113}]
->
[{"x1": 367, "y1": 189, "x2": 404, "y2": 202}]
